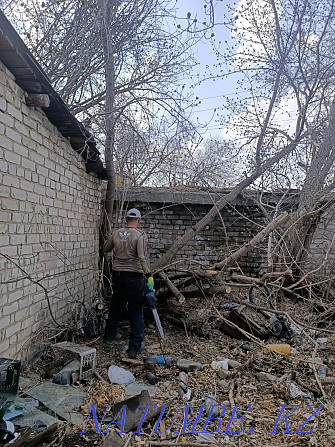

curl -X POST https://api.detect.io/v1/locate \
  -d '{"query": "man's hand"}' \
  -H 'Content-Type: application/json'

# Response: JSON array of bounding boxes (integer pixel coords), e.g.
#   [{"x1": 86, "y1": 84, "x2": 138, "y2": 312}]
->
[{"x1": 147, "y1": 276, "x2": 154, "y2": 291}]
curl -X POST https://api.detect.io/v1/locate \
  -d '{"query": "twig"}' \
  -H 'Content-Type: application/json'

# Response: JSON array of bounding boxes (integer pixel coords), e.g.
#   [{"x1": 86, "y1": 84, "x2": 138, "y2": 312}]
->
[
  {"x1": 124, "y1": 433, "x2": 133, "y2": 447},
  {"x1": 228, "y1": 380, "x2": 235, "y2": 409},
  {"x1": 93, "y1": 370, "x2": 106, "y2": 382},
  {"x1": 0, "y1": 252, "x2": 62, "y2": 327}
]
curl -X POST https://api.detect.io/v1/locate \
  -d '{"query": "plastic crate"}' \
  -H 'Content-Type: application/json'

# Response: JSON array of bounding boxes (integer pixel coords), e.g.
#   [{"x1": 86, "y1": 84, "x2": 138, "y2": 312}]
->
[
  {"x1": 0, "y1": 358, "x2": 21, "y2": 411},
  {"x1": 53, "y1": 342, "x2": 96, "y2": 381},
  {"x1": 0, "y1": 358, "x2": 20, "y2": 396}
]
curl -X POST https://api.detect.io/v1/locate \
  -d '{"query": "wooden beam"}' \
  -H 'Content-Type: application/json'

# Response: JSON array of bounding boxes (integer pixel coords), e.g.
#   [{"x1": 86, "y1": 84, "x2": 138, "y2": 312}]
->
[{"x1": 25, "y1": 93, "x2": 50, "y2": 108}]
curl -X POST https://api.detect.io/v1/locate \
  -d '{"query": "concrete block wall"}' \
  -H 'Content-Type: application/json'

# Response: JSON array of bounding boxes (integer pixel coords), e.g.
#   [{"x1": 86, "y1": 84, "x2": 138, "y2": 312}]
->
[{"x1": 0, "y1": 60, "x2": 102, "y2": 360}]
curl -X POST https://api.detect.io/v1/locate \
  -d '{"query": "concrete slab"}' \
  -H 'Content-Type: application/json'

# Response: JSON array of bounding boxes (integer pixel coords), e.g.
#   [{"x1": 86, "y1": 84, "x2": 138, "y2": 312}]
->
[
  {"x1": 25, "y1": 382, "x2": 86, "y2": 425},
  {"x1": 13, "y1": 406, "x2": 62, "y2": 428},
  {"x1": 125, "y1": 382, "x2": 161, "y2": 397}
]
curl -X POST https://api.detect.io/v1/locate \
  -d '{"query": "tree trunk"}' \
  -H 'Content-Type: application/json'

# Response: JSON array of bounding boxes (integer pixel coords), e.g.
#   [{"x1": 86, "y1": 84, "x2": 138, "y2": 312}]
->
[
  {"x1": 101, "y1": 0, "x2": 116, "y2": 221},
  {"x1": 213, "y1": 212, "x2": 288, "y2": 270},
  {"x1": 286, "y1": 101, "x2": 335, "y2": 271}
]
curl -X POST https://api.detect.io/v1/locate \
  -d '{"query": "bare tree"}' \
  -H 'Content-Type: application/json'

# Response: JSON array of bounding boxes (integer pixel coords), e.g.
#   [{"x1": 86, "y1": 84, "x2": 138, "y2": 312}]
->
[
  {"x1": 5, "y1": 0, "x2": 335, "y2": 281},
  {"x1": 2, "y1": 0, "x2": 202, "y2": 218},
  {"x1": 199, "y1": 0, "x2": 335, "y2": 279}
]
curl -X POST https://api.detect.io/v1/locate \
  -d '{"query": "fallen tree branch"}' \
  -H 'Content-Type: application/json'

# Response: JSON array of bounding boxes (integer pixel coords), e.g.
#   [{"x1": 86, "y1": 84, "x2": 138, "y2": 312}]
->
[
  {"x1": 213, "y1": 212, "x2": 288, "y2": 270},
  {"x1": 152, "y1": 140, "x2": 299, "y2": 272},
  {"x1": 230, "y1": 297, "x2": 335, "y2": 335},
  {"x1": 158, "y1": 271, "x2": 186, "y2": 303}
]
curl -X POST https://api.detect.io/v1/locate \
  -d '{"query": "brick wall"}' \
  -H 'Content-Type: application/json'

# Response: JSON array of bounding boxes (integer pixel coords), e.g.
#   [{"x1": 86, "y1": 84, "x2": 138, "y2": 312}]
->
[
  {"x1": 308, "y1": 205, "x2": 335, "y2": 276},
  {"x1": 116, "y1": 190, "x2": 272, "y2": 274},
  {"x1": 118, "y1": 188, "x2": 333, "y2": 280},
  {"x1": 0, "y1": 60, "x2": 102, "y2": 360}
]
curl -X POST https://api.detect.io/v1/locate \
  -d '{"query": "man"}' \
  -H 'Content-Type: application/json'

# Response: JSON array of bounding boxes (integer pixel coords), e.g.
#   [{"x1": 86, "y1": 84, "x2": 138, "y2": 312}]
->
[{"x1": 103, "y1": 208, "x2": 154, "y2": 357}]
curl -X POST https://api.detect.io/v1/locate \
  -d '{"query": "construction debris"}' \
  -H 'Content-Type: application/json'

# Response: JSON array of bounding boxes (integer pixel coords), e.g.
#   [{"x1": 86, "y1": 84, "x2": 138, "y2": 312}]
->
[
  {"x1": 25, "y1": 382, "x2": 86, "y2": 425},
  {"x1": 5, "y1": 275, "x2": 334, "y2": 446}
]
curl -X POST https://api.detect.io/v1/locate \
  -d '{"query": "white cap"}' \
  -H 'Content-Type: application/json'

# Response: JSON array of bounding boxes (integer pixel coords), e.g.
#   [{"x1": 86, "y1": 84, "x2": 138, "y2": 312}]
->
[{"x1": 126, "y1": 208, "x2": 141, "y2": 218}]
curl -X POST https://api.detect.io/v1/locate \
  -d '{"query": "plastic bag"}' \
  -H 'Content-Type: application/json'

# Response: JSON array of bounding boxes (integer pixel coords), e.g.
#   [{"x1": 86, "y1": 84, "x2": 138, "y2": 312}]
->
[
  {"x1": 108, "y1": 365, "x2": 135, "y2": 385},
  {"x1": 2, "y1": 403, "x2": 25, "y2": 421}
]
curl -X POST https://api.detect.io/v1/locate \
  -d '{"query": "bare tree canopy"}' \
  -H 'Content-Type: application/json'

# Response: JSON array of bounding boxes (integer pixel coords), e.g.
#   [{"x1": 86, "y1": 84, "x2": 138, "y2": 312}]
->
[{"x1": 3, "y1": 0, "x2": 335, "y2": 279}]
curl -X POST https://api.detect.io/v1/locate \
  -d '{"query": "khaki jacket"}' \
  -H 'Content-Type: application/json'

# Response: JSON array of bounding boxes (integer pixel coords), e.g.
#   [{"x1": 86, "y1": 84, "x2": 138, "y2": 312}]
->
[{"x1": 104, "y1": 227, "x2": 152, "y2": 276}]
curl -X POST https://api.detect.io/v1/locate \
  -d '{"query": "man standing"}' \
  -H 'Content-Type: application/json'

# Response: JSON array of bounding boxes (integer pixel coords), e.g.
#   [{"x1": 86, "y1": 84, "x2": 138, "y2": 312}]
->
[{"x1": 103, "y1": 208, "x2": 154, "y2": 357}]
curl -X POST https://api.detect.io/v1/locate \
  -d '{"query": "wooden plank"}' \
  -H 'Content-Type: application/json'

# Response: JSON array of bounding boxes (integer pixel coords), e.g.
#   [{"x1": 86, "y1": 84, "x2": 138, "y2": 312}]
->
[
  {"x1": 5, "y1": 423, "x2": 58, "y2": 447},
  {"x1": 0, "y1": 35, "x2": 15, "y2": 51},
  {"x1": 0, "y1": 51, "x2": 26, "y2": 67},
  {"x1": 221, "y1": 305, "x2": 269, "y2": 340},
  {"x1": 16, "y1": 81, "x2": 42, "y2": 92}
]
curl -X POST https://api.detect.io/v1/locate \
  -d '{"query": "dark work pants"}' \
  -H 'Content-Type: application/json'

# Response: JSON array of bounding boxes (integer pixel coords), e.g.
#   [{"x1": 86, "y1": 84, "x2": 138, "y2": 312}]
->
[{"x1": 104, "y1": 275, "x2": 146, "y2": 353}]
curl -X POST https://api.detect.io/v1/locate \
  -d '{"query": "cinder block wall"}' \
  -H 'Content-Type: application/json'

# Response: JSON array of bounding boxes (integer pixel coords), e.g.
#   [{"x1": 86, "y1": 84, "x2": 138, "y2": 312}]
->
[{"x1": 0, "y1": 60, "x2": 101, "y2": 360}]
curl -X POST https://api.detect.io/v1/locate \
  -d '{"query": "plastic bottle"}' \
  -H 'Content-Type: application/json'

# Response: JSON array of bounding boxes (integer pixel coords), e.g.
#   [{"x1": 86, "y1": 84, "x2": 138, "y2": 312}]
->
[
  {"x1": 143, "y1": 355, "x2": 173, "y2": 366},
  {"x1": 264, "y1": 344, "x2": 296, "y2": 355},
  {"x1": 318, "y1": 364, "x2": 328, "y2": 377},
  {"x1": 255, "y1": 371, "x2": 279, "y2": 383},
  {"x1": 211, "y1": 360, "x2": 229, "y2": 371},
  {"x1": 178, "y1": 371, "x2": 191, "y2": 401},
  {"x1": 287, "y1": 381, "x2": 311, "y2": 399},
  {"x1": 176, "y1": 359, "x2": 203, "y2": 372},
  {"x1": 226, "y1": 359, "x2": 242, "y2": 368},
  {"x1": 217, "y1": 370, "x2": 233, "y2": 379}
]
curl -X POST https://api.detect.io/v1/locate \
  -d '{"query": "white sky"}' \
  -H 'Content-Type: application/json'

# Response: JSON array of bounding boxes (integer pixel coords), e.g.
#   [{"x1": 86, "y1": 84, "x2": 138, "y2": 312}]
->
[
  {"x1": 175, "y1": 0, "x2": 240, "y2": 138},
  {"x1": 175, "y1": 0, "x2": 299, "y2": 143}
]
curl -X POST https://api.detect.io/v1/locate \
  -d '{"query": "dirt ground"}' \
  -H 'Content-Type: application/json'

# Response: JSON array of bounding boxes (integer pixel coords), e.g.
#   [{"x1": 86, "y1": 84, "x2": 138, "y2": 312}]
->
[{"x1": 17, "y1": 289, "x2": 335, "y2": 447}]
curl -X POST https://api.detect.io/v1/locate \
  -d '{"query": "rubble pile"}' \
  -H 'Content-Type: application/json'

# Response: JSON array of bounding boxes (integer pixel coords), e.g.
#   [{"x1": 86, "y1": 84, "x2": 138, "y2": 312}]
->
[{"x1": 2, "y1": 285, "x2": 335, "y2": 446}]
